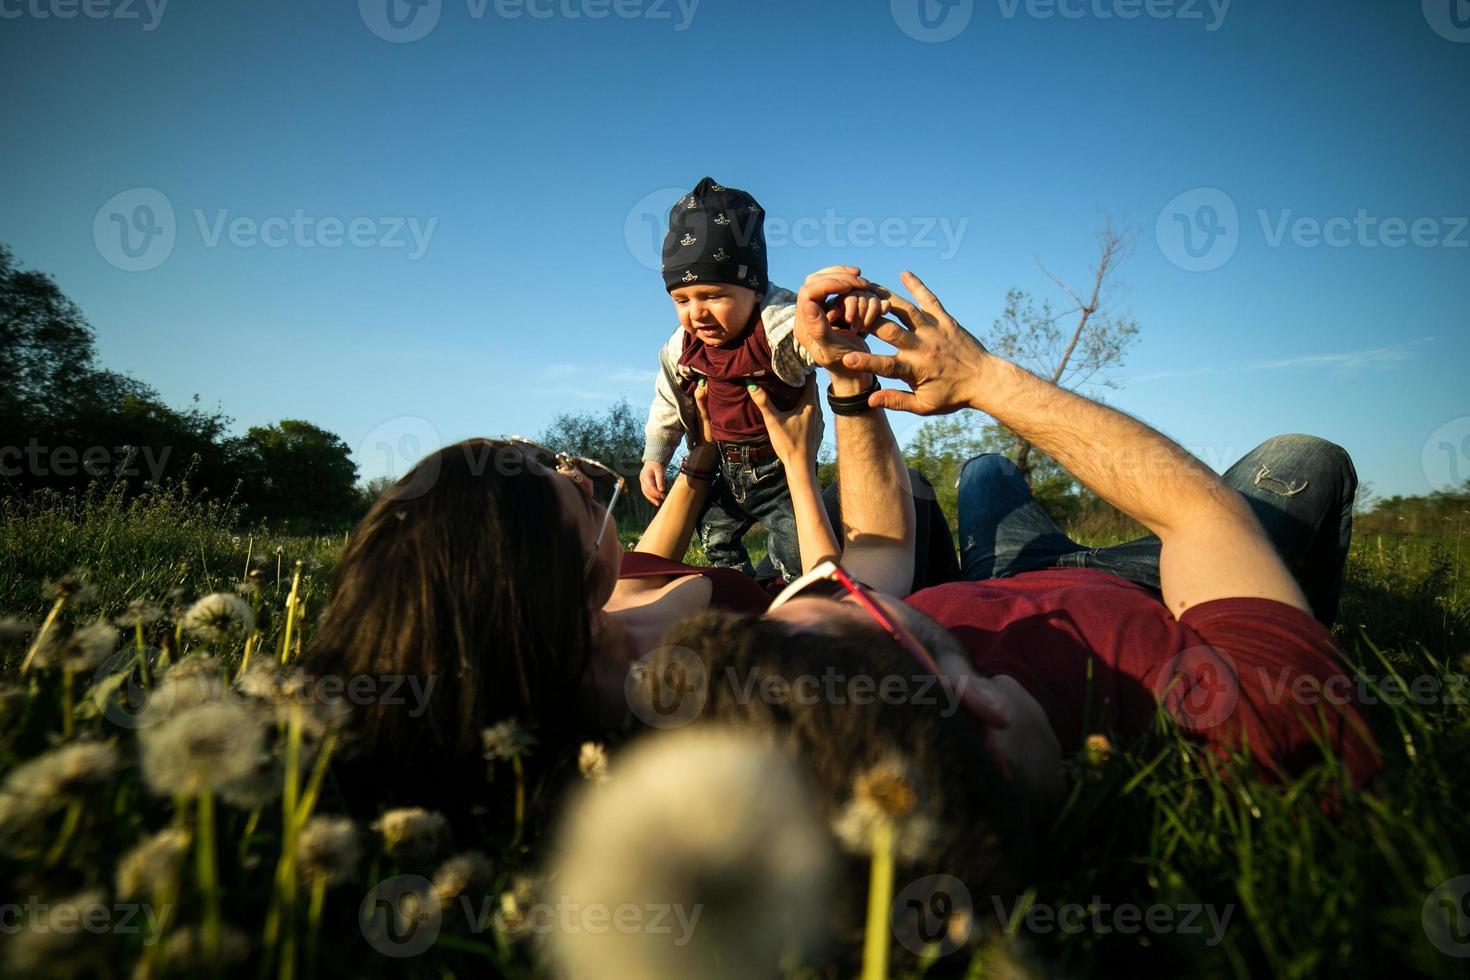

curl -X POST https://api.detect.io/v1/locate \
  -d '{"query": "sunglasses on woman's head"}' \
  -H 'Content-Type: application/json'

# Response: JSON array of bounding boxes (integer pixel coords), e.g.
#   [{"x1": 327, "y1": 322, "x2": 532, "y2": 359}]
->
[
  {"x1": 504, "y1": 437, "x2": 625, "y2": 577},
  {"x1": 768, "y1": 560, "x2": 940, "y2": 675}
]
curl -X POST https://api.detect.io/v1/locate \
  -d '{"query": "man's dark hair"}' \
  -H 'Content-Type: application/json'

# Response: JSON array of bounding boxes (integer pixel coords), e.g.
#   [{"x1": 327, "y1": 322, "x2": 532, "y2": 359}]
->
[{"x1": 660, "y1": 610, "x2": 1038, "y2": 968}]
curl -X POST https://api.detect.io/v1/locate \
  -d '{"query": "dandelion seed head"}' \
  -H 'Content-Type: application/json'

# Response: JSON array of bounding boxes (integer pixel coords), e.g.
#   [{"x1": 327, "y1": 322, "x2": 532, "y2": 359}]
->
[
  {"x1": 3, "y1": 740, "x2": 121, "y2": 808},
  {"x1": 115, "y1": 599, "x2": 164, "y2": 629},
  {"x1": 578, "y1": 742, "x2": 610, "y2": 783},
  {"x1": 4, "y1": 889, "x2": 110, "y2": 974},
  {"x1": 139, "y1": 701, "x2": 268, "y2": 798},
  {"x1": 372, "y1": 807, "x2": 450, "y2": 863},
  {"x1": 482, "y1": 720, "x2": 536, "y2": 761},
  {"x1": 297, "y1": 816, "x2": 361, "y2": 887},
  {"x1": 151, "y1": 924, "x2": 251, "y2": 975},
  {"x1": 116, "y1": 827, "x2": 190, "y2": 899},
  {"x1": 0, "y1": 616, "x2": 34, "y2": 644},
  {"x1": 45, "y1": 572, "x2": 97, "y2": 606},
  {"x1": 548, "y1": 728, "x2": 832, "y2": 980},
  {"x1": 181, "y1": 593, "x2": 255, "y2": 644},
  {"x1": 832, "y1": 754, "x2": 940, "y2": 862},
  {"x1": 431, "y1": 851, "x2": 495, "y2": 906},
  {"x1": 492, "y1": 874, "x2": 538, "y2": 940}
]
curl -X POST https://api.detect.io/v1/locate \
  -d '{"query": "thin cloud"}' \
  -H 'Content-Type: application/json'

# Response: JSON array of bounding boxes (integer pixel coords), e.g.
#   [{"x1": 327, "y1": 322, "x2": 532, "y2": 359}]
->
[{"x1": 1131, "y1": 337, "x2": 1433, "y2": 383}]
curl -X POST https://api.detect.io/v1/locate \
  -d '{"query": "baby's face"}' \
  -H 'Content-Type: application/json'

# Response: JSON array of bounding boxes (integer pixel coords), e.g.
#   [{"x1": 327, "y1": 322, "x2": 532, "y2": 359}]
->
[{"x1": 669, "y1": 283, "x2": 760, "y2": 347}]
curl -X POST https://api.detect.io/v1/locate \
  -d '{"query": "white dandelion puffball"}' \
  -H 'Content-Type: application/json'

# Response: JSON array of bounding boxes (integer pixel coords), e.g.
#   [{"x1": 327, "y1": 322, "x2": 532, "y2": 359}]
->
[
  {"x1": 181, "y1": 593, "x2": 255, "y2": 644},
  {"x1": 548, "y1": 727, "x2": 834, "y2": 980},
  {"x1": 138, "y1": 700, "x2": 269, "y2": 798}
]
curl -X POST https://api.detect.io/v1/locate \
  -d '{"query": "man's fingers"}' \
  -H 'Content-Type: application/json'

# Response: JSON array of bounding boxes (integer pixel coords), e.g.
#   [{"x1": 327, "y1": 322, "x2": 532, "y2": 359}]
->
[
  {"x1": 654, "y1": 469, "x2": 667, "y2": 493},
  {"x1": 900, "y1": 271, "x2": 946, "y2": 316},
  {"x1": 871, "y1": 318, "x2": 918, "y2": 350},
  {"x1": 868, "y1": 387, "x2": 925, "y2": 415},
  {"x1": 798, "y1": 274, "x2": 870, "y2": 305},
  {"x1": 841, "y1": 350, "x2": 902, "y2": 377},
  {"x1": 880, "y1": 292, "x2": 925, "y2": 331}
]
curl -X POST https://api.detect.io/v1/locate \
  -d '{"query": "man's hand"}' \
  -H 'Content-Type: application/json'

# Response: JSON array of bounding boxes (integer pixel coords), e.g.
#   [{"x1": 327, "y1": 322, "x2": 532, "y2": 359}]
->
[
  {"x1": 639, "y1": 460, "x2": 667, "y2": 506},
  {"x1": 840, "y1": 271, "x2": 991, "y2": 416},
  {"x1": 792, "y1": 267, "x2": 877, "y2": 385}
]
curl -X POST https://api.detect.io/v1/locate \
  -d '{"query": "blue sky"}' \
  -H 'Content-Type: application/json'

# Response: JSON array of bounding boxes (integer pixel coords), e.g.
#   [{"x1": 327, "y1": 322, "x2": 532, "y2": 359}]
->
[{"x1": 1, "y1": 0, "x2": 1466, "y2": 499}]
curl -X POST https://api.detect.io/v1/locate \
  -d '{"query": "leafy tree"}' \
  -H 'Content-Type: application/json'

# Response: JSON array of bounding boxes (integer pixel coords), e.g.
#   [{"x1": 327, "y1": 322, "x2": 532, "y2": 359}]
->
[
  {"x1": 235, "y1": 420, "x2": 360, "y2": 527},
  {"x1": 538, "y1": 398, "x2": 658, "y2": 531}
]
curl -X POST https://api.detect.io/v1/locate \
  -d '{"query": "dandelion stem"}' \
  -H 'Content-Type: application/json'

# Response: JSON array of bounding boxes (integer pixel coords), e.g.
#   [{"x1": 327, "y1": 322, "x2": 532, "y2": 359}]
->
[
  {"x1": 134, "y1": 622, "x2": 151, "y2": 687},
  {"x1": 61, "y1": 666, "x2": 75, "y2": 739},
  {"x1": 305, "y1": 876, "x2": 326, "y2": 980},
  {"x1": 279, "y1": 563, "x2": 303, "y2": 665},
  {"x1": 860, "y1": 819, "x2": 895, "y2": 980},
  {"x1": 512, "y1": 755, "x2": 526, "y2": 845},
  {"x1": 238, "y1": 632, "x2": 257, "y2": 680},
  {"x1": 20, "y1": 596, "x2": 67, "y2": 675},
  {"x1": 197, "y1": 787, "x2": 221, "y2": 967},
  {"x1": 295, "y1": 734, "x2": 338, "y2": 827},
  {"x1": 44, "y1": 798, "x2": 84, "y2": 867}
]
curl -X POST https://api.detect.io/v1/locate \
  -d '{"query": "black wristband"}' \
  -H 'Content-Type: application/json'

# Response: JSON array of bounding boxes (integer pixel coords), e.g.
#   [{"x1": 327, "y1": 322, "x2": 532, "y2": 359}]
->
[{"x1": 827, "y1": 378, "x2": 880, "y2": 416}]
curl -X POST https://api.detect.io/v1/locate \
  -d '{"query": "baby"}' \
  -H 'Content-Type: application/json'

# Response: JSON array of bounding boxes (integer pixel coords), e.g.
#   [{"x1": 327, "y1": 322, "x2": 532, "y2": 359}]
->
[{"x1": 639, "y1": 177, "x2": 883, "y2": 580}]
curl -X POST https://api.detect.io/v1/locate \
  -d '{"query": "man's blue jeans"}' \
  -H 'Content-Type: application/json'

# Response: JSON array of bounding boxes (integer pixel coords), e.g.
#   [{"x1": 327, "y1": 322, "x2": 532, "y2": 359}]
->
[{"x1": 957, "y1": 435, "x2": 1357, "y2": 627}]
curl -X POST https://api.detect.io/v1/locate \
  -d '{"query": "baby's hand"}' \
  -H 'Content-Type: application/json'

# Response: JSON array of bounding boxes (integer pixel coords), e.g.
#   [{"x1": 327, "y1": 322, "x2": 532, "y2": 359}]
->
[
  {"x1": 640, "y1": 460, "x2": 667, "y2": 506},
  {"x1": 825, "y1": 289, "x2": 891, "y2": 334}
]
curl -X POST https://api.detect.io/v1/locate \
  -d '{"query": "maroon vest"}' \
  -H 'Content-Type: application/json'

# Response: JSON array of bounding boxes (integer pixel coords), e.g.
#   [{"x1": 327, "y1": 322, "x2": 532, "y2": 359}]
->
[{"x1": 678, "y1": 320, "x2": 802, "y2": 443}]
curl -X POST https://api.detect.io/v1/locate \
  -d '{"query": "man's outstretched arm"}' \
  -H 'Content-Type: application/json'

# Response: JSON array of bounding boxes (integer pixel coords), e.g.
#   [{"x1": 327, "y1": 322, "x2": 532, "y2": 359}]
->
[{"x1": 846, "y1": 271, "x2": 1308, "y2": 619}]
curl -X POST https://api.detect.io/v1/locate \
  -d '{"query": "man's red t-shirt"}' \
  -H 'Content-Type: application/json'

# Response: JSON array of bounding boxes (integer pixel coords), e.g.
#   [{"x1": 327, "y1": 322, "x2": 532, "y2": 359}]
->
[{"x1": 904, "y1": 568, "x2": 1380, "y2": 786}]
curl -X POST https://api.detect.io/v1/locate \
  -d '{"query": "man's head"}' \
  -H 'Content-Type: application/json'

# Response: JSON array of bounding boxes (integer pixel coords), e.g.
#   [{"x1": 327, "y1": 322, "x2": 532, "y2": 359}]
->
[
  {"x1": 661, "y1": 177, "x2": 769, "y2": 339},
  {"x1": 651, "y1": 607, "x2": 1037, "y2": 969}
]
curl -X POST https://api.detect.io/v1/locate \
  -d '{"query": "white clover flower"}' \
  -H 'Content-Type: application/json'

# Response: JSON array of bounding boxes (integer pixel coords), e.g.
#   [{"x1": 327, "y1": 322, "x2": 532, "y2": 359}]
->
[
  {"x1": 138, "y1": 701, "x2": 269, "y2": 798},
  {"x1": 548, "y1": 728, "x2": 833, "y2": 980},
  {"x1": 116, "y1": 827, "x2": 191, "y2": 900},
  {"x1": 297, "y1": 816, "x2": 361, "y2": 888},
  {"x1": 372, "y1": 807, "x2": 450, "y2": 863},
  {"x1": 181, "y1": 593, "x2": 255, "y2": 644}
]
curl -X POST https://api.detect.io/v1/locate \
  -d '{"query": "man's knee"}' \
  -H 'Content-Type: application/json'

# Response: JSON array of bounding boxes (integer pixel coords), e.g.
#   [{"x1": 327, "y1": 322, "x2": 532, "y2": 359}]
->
[
  {"x1": 960, "y1": 453, "x2": 1024, "y2": 490},
  {"x1": 1253, "y1": 434, "x2": 1358, "y2": 496}
]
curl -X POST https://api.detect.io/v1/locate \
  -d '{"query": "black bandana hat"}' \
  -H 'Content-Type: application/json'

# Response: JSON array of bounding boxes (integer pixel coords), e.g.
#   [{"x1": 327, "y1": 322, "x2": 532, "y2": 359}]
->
[{"x1": 661, "y1": 177, "x2": 768, "y2": 294}]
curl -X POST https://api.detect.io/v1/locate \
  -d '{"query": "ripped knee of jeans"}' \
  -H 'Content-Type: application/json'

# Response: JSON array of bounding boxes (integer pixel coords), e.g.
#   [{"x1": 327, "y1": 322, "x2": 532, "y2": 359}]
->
[{"x1": 1253, "y1": 464, "x2": 1308, "y2": 497}]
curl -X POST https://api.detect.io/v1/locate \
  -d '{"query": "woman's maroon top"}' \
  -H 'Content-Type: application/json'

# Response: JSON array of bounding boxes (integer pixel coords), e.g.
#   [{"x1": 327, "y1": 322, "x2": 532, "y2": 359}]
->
[{"x1": 618, "y1": 552, "x2": 775, "y2": 614}]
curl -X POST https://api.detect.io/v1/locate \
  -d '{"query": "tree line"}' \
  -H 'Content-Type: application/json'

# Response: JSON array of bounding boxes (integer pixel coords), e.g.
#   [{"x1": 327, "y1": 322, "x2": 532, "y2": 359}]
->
[{"x1": 1, "y1": 244, "x2": 362, "y2": 529}]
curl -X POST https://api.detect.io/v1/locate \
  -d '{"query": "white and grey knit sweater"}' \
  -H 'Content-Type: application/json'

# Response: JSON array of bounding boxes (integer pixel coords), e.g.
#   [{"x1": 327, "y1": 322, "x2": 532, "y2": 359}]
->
[{"x1": 641, "y1": 283, "x2": 816, "y2": 466}]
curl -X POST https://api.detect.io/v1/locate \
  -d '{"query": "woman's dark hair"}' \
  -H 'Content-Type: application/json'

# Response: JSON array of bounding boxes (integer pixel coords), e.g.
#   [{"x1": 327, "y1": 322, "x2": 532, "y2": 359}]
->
[
  {"x1": 305, "y1": 439, "x2": 596, "y2": 818},
  {"x1": 658, "y1": 610, "x2": 1036, "y2": 971}
]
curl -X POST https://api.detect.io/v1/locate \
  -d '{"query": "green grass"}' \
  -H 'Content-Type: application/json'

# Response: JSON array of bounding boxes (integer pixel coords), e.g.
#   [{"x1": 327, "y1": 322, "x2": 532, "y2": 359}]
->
[{"x1": 1, "y1": 486, "x2": 1467, "y2": 978}]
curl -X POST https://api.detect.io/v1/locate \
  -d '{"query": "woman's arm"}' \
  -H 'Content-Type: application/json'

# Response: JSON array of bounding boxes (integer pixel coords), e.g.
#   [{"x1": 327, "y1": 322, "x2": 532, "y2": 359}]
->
[
  {"x1": 632, "y1": 382, "x2": 720, "y2": 562},
  {"x1": 749, "y1": 380, "x2": 840, "y2": 573},
  {"x1": 787, "y1": 269, "x2": 916, "y2": 596}
]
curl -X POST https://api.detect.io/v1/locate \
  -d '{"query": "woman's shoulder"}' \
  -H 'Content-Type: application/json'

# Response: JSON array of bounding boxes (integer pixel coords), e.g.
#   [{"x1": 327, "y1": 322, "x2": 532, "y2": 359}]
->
[{"x1": 618, "y1": 552, "x2": 775, "y2": 614}]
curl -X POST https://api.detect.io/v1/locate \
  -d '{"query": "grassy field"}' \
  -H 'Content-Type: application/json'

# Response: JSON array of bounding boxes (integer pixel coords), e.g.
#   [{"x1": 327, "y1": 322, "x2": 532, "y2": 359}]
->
[{"x1": 0, "y1": 481, "x2": 1467, "y2": 978}]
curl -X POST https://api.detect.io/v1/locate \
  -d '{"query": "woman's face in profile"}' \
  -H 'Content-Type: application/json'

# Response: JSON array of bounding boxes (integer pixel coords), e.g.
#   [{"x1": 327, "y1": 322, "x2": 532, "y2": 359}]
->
[{"x1": 550, "y1": 466, "x2": 621, "y2": 603}]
